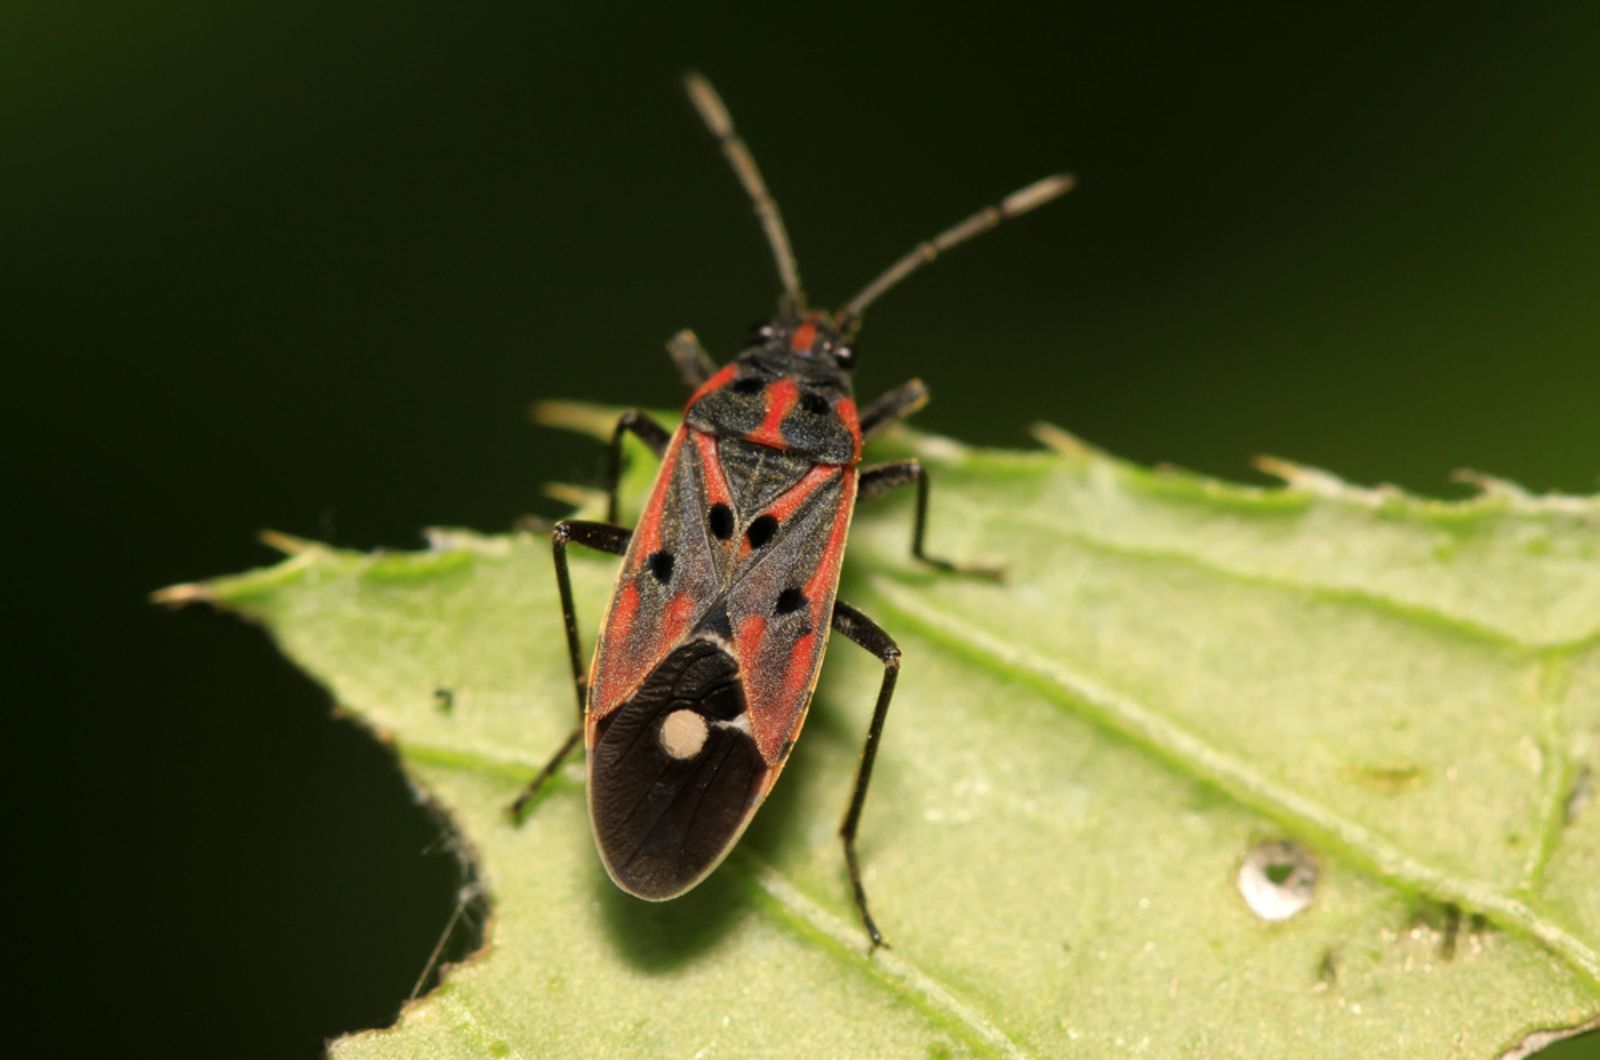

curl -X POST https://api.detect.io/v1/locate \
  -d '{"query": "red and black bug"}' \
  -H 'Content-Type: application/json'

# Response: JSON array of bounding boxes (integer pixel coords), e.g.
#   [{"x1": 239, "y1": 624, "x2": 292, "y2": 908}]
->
[{"x1": 511, "y1": 74, "x2": 1071, "y2": 947}]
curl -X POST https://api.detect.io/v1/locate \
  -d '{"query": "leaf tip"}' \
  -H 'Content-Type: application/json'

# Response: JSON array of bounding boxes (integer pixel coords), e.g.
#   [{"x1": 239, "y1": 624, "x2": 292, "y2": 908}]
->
[
  {"x1": 258, "y1": 529, "x2": 318, "y2": 555},
  {"x1": 531, "y1": 399, "x2": 616, "y2": 439},
  {"x1": 149, "y1": 581, "x2": 214, "y2": 607},
  {"x1": 1031, "y1": 421, "x2": 1098, "y2": 458},
  {"x1": 1252, "y1": 455, "x2": 1372, "y2": 501},
  {"x1": 544, "y1": 481, "x2": 602, "y2": 510}
]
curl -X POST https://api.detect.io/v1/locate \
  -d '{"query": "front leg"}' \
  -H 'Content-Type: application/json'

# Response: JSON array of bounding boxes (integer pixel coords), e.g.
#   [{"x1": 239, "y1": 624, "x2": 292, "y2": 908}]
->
[
  {"x1": 831, "y1": 599, "x2": 903, "y2": 951},
  {"x1": 858, "y1": 378, "x2": 929, "y2": 440},
  {"x1": 858, "y1": 460, "x2": 1003, "y2": 578},
  {"x1": 666, "y1": 328, "x2": 717, "y2": 390}
]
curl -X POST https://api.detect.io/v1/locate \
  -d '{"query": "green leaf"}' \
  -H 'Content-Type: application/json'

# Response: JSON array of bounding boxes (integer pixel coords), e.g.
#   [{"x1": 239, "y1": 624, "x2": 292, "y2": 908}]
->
[{"x1": 162, "y1": 408, "x2": 1600, "y2": 1057}]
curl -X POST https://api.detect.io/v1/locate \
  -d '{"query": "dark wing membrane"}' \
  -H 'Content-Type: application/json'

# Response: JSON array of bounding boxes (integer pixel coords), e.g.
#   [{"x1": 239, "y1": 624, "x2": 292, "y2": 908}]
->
[
  {"x1": 588, "y1": 640, "x2": 767, "y2": 898},
  {"x1": 725, "y1": 464, "x2": 855, "y2": 761},
  {"x1": 587, "y1": 430, "x2": 725, "y2": 721}
]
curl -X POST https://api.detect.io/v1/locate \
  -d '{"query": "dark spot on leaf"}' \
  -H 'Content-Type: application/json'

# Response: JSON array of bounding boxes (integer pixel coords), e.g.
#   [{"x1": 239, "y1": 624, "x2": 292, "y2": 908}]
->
[
  {"x1": 747, "y1": 514, "x2": 778, "y2": 549},
  {"x1": 647, "y1": 550, "x2": 674, "y2": 583},
  {"x1": 774, "y1": 587, "x2": 806, "y2": 615},
  {"x1": 709, "y1": 503, "x2": 733, "y2": 540}
]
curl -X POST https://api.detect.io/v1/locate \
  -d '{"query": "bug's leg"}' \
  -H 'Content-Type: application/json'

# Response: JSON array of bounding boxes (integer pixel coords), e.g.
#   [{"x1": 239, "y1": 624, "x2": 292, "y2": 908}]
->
[
  {"x1": 831, "y1": 599, "x2": 903, "y2": 950},
  {"x1": 550, "y1": 520, "x2": 631, "y2": 717},
  {"x1": 603, "y1": 410, "x2": 671, "y2": 524},
  {"x1": 508, "y1": 519, "x2": 632, "y2": 821},
  {"x1": 858, "y1": 460, "x2": 1003, "y2": 578},
  {"x1": 666, "y1": 328, "x2": 717, "y2": 390},
  {"x1": 858, "y1": 378, "x2": 929, "y2": 440}
]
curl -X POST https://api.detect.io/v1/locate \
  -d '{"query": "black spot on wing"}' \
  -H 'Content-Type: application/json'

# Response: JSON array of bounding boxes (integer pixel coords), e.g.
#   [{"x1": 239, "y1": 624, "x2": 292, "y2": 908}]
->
[
  {"x1": 746, "y1": 514, "x2": 778, "y2": 549},
  {"x1": 774, "y1": 587, "x2": 806, "y2": 615},
  {"x1": 589, "y1": 641, "x2": 765, "y2": 899},
  {"x1": 708, "y1": 502, "x2": 734, "y2": 541},
  {"x1": 647, "y1": 550, "x2": 674, "y2": 583}
]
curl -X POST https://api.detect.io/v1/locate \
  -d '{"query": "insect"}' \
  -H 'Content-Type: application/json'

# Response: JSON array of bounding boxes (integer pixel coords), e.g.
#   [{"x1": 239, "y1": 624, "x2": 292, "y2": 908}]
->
[{"x1": 511, "y1": 73, "x2": 1071, "y2": 948}]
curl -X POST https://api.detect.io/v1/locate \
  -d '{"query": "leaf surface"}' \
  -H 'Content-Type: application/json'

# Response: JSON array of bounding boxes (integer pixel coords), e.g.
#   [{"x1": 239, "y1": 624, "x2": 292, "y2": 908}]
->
[{"x1": 167, "y1": 410, "x2": 1600, "y2": 1057}]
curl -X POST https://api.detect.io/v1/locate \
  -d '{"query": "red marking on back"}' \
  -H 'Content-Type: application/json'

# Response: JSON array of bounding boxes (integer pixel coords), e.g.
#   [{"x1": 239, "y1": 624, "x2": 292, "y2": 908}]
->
[
  {"x1": 591, "y1": 581, "x2": 643, "y2": 714},
  {"x1": 747, "y1": 377, "x2": 799, "y2": 448},
  {"x1": 632, "y1": 432, "x2": 682, "y2": 555},
  {"x1": 790, "y1": 321, "x2": 817, "y2": 353},
  {"x1": 691, "y1": 430, "x2": 732, "y2": 508},
  {"x1": 609, "y1": 582, "x2": 640, "y2": 652},
  {"x1": 686, "y1": 363, "x2": 737, "y2": 407},
  {"x1": 835, "y1": 397, "x2": 862, "y2": 462},
  {"x1": 736, "y1": 614, "x2": 767, "y2": 667},
  {"x1": 780, "y1": 629, "x2": 819, "y2": 702},
  {"x1": 767, "y1": 464, "x2": 839, "y2": 523},
  {"x1": 661, "y1": 591, "x2": 695, "y2": 646},
  {"x1": 804, "y1": 472, "x2": 857, "y2": 604}
]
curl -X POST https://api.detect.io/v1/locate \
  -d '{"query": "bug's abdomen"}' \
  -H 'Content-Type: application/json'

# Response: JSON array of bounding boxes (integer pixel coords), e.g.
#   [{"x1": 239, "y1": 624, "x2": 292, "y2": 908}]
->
[{"x1": 588, "y1": 639, "x2": 767, "y2": 899}]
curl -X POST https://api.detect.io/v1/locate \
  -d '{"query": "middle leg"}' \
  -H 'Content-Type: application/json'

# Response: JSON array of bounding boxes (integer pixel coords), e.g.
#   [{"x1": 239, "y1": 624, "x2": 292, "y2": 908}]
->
[{"x1": 858, "y1": 460, "x2": 1002, "y2": 578}]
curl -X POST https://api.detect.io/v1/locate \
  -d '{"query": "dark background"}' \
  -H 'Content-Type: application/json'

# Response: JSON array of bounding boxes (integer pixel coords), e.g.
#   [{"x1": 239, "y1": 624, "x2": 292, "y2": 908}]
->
[{"x1": 7, "y1": 3, "x2": 1597, "y2": 1056}]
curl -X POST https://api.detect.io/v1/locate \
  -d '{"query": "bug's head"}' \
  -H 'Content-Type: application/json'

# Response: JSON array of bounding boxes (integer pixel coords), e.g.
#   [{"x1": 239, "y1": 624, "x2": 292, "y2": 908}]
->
[{"x1": 744, "y1": 312, "x2": 856, "y2": 372}]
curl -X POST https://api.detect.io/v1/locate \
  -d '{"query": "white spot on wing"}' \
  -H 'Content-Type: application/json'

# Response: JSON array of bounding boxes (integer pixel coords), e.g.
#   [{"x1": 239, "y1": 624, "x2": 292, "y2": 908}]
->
[{"x1": 660, "y1": 709, "x2": 710, "y2": 760}]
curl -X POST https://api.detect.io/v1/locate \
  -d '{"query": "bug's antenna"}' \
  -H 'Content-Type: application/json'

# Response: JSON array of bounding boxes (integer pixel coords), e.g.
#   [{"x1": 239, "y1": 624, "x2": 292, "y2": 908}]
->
[
  {"x1": 837, "y1": 174, "x2": 1075, "y2": 336},
  {"x1": 683, "y1": 72, "x2": 805, "y2": 316}
]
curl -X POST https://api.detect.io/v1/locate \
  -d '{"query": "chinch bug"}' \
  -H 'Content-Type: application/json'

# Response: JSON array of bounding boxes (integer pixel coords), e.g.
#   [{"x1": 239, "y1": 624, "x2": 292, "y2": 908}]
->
[{"x1": 511, "y1": 73, "x2": 1071, "y2": 948}]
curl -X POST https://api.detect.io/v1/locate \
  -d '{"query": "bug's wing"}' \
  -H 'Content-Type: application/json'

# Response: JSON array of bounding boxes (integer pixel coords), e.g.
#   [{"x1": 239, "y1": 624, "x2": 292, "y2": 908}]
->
[
  {"x1": 586, "y1": 429, "x2": 725, "y2": 725},
  {"x1": 724, "y1": 464, "x2": 857, "y2": 763},
  {"x1": 588, "y1": 639, "x2": 767, "y2": 898},
  {"x1": 585, "y1": 428, "x2": 766, "y2": 899},
  {"x1": 583, "y1": 447, "x2": 856, "y2": 900}
]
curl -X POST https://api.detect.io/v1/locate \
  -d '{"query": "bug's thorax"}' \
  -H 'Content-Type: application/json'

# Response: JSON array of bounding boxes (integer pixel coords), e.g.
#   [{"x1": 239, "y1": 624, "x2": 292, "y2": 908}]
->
[{"x1": 683, "y1": 312, "x2": 861, "y2": 466}]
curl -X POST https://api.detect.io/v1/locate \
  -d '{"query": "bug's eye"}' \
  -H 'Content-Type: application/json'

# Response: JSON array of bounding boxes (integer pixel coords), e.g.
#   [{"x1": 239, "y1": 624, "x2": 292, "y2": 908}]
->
[
  {"x1": 746, "y1": 322, "x2": 776, "y2": 345},
  {"x1": 832, "y1": 343, "x2": 856, "y2": 369}
]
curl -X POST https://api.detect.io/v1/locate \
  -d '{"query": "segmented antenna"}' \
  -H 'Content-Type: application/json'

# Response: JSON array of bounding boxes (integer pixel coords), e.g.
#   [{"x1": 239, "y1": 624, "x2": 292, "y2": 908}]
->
[
  {"x1": 838, "y1": 174, "x2": 1076, "y2": 334},
  {"x1": 683, "y1": 72, "x2": 805, "y2": 315}
]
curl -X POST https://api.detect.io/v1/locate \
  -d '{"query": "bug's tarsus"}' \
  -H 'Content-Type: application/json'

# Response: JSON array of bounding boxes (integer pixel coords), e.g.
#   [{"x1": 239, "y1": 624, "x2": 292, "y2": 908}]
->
[
  {"x1": 857, "y1": 378, "x2": 930, "y2": 440},
  {"x1": 838, "y1": 173, "x2": 1076, "y2": 335},
  {"x1": 830, "y1": 599, "x2": 903, "y2": 951},
  {"x1": 859, "y1": 460, "x2": 1005, "y2": 579},
  {"x1": 666, "y1": 329, "x2": 717, "y2": 390},
  {"x1": 604, "y1": 410, "x2": 672, "y2": 524},
  {"x1": 508, "y1": 723, "x2": 584, "y2": 822},
  {"x1": 683, "y1": 72, "x2": 806, "y2": 314}
]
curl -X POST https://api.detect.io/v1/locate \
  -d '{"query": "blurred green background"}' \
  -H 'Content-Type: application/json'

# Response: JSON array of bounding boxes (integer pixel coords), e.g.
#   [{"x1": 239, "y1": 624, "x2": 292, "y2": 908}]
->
[{"x1": 6, "y1": 3, "x2": 1597, "y2": 1056}]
